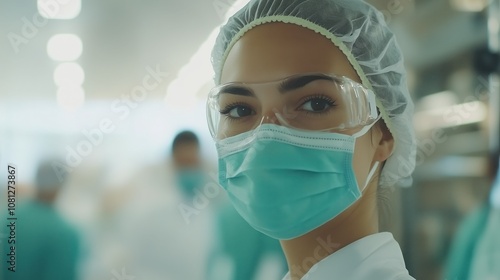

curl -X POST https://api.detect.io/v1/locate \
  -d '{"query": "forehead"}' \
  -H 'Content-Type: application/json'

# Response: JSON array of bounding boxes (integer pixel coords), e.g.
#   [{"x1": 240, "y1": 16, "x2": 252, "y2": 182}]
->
[
  {"x1": 173, "y1": 143, "x2": 199, "y2": 156},
  {"x1": 220, "y1": 22, "x2": 361, "y2": 85}
]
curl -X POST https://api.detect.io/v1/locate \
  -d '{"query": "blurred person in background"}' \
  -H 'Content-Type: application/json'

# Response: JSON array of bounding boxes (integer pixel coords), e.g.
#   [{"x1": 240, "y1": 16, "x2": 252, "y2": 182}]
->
[
  {"x1": 1, "y1": 159, "x2": 80, "y2": 280},
  {"x1": 113, "y1": 130, "x2": 214, "y2": 280},
  {"x1": 207, "y1": 199, "x2": 288, "y2": 280},
  {"x1": 445, "y1": 150, "x2": 499, "y2": 280},
  {"x1": 171, "y1": 131, "x2": 207, "y2": 199}
]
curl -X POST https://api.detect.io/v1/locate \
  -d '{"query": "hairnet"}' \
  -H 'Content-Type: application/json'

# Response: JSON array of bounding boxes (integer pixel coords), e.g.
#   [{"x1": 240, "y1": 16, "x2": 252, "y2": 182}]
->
[{"x1": 210, "y1": 0, "x2": 417, "y2": 187}]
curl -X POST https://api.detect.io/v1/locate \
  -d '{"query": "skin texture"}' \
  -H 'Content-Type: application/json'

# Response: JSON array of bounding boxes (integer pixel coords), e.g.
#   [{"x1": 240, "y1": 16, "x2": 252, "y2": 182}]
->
[
  {"x1": 220, "y1": 23, "x2": 394, "y2": 279},
  {"x1": 36, "y1": 190, "x2": 59, "y2": 204},
  {"x1": 172, "y1": 142, "x2": 201, "y2": 169}
]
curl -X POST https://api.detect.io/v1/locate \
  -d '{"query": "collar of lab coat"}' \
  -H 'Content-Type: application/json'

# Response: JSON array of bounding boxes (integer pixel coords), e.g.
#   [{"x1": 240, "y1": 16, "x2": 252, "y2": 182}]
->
[{"x1": 281, "y1": 232, "x2": 414, "y2": 280}]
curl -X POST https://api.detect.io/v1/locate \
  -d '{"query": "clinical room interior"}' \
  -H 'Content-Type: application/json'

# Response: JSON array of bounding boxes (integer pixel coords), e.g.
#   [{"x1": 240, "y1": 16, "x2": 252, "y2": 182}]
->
[{"x1": 1, "y1": 0, "x2": 499, "y2": 279}]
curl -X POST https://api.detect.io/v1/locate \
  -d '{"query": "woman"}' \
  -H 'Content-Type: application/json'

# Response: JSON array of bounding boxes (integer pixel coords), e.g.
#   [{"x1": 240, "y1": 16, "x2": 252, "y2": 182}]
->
[{"x1": 206, "y1": 0, "x2": 416, "y2": 279}]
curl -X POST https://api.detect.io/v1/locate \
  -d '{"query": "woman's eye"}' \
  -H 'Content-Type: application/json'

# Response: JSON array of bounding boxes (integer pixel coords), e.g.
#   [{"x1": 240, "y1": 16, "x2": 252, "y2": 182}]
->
[
  {"x1": 300, "y1": 98, "x2": 334, "y2": 112},
  {"x1": 225, "y1": 105, "x2": 254, "y2": 118}
]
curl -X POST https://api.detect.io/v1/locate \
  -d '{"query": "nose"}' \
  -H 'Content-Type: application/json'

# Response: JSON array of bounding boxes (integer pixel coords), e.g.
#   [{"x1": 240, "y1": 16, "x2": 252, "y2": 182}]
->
[
  {"x1": 260, "y1": 115, "x2": 279, "y2": 125},
  {"x1": 259, "y1": 110, "x2": 280, "y2": 126}
]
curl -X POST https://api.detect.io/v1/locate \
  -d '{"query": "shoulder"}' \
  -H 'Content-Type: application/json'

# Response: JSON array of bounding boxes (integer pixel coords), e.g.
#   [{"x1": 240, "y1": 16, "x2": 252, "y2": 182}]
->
[
  {"x1": 303, "y1": 232, "x2": 415, "y2": 280},
  {"x1": 351, "y1": 233, "x2": 414, "y2": 280},
  {"x1": 352, "y1": 261, "x2": 414, "y2": 280}
]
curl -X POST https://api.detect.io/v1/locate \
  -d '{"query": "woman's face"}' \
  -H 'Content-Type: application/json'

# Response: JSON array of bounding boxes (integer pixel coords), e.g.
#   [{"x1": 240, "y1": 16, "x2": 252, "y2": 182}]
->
[{"x1": 220, "y1": 22, "x2": 382, "y2": 190}]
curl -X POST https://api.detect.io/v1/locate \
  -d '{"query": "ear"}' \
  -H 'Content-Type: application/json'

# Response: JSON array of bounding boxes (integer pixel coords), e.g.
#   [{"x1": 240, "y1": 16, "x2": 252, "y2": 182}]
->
[{"x1": 373, "y1": 120, "x2": 394, "y2": 162}]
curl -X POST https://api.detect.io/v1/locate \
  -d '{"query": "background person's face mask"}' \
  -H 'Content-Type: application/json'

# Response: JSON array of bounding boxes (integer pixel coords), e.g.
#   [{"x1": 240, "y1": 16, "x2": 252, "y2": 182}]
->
[
  {"x1": 216, "y1": 122, "x2": 380, "y2": 240},
  {"x1": 175, "y1": 168, "x2": 206, "y2": 198}
]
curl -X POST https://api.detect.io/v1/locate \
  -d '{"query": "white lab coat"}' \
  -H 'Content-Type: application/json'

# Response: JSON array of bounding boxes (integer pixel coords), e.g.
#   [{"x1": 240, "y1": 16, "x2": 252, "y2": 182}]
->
[
  {"x1": 281, "y1": 232, "x2": 414, "y2": 280},
  {"x1": 113, "y1": 162, "x2": 214, "y2": 280}
]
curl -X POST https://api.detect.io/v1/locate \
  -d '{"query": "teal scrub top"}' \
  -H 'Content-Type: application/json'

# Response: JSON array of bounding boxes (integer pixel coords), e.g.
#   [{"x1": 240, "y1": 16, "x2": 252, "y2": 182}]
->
[
  {"x1": 1, "y1": 200, "x2": 80, "y2": 280},
  {"x1": 445, "y1": 204, "x2": 490, "y2": 280},
  {"x1": 207, "y1": 202, "x2": 287, "y2": 280}
]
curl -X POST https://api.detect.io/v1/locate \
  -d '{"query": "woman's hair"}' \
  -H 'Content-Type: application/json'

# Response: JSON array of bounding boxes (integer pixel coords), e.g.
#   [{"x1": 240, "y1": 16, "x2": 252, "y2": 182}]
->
[
  {"x1": 171, "y1": 130, "x2": 199, "y2": 153},
  {"x1": 370, "y1": 119, "x2": 395, "y2": 230}
]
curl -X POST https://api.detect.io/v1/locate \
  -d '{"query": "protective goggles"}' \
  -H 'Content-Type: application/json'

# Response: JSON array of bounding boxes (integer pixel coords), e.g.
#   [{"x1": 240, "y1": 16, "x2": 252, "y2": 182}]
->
[{"x1": 207, "y1": 72, "x2": 379, "y2": 140}]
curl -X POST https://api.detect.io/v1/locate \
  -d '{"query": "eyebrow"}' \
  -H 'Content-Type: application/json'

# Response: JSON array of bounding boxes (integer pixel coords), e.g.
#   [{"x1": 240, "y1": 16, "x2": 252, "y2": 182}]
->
[
  {"x1": 278, "y1": 74, "x2": 334, "y2": 93},
  {"x1": 219, "y1": 85, "x2": 254, "y2": 96},
  {"x1": 219, "y1": 74, "x2": 335, "y2": 96}
]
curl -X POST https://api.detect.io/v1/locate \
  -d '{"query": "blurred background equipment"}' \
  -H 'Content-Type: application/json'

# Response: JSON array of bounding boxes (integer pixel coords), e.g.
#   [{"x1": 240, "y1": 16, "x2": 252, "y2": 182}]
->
[{"x1": 446, "y1": 1, "x2": 500, "y2": 279}]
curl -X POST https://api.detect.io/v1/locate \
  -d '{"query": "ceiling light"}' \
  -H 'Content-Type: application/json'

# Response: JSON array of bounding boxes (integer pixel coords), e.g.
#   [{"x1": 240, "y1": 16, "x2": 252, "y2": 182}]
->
[{"x1": 47, "y1": 34, "x2": 83, "y2": 61}]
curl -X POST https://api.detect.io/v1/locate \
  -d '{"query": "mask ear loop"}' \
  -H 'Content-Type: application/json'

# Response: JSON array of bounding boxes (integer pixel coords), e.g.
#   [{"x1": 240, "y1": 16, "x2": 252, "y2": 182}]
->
[
  {"x1": 352, "y1": 115, "x2": 382, "y2": 192},
  {"x1": 360, "y1": 161, "x2": 380, "y2": 192}
]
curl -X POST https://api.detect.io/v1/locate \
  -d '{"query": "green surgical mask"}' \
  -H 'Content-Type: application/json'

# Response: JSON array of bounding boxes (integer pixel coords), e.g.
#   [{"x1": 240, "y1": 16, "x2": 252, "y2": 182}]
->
[
  {"x1": 217, "y1": 123, "x2": 379, "y2": 240},
  {"x1": 175, "y1": 169, "x2": 206, "y2": 198}
]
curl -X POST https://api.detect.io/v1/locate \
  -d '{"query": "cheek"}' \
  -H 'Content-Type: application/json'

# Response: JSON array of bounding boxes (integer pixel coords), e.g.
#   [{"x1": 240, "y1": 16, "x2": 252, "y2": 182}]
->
[{"x1": 351, "y1": 133, "x2": 377, "y2": 188}]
